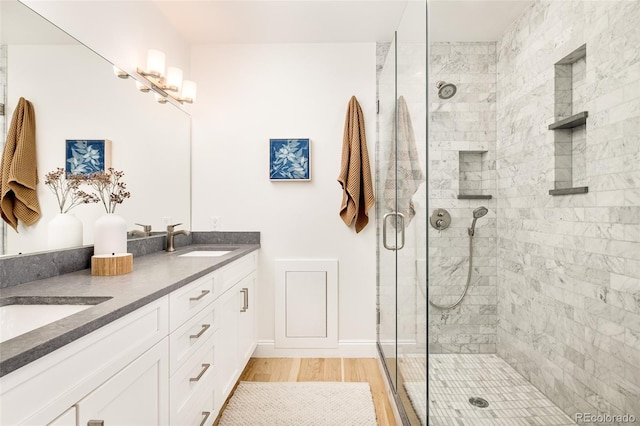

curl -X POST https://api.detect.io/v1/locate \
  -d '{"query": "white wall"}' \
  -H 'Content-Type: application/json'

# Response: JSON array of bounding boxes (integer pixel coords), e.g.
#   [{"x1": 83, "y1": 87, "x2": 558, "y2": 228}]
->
[
  {"x1": 190, "y1": 43, "x2": 377, "y2": 355},
  {"x1": 21, "y1": 0, "x2": 191, "y2": 82}
]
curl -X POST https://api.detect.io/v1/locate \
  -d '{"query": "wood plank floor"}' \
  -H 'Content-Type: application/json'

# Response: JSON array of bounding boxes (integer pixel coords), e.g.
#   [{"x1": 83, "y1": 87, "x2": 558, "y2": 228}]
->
[{"x1": 216, "y1": 358, "x2": 397, "y2": 426}]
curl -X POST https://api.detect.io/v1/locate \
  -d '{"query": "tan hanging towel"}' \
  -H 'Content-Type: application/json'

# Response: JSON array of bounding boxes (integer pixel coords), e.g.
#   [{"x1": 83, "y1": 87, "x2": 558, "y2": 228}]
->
[
  {"x1": 383, "y1": 96, "x2": 425, "y2": 227},
  {"x1": 338, "y1": 96, "x2": 375, "y2": 233},
  {"x1": 0, "y1": 97, "x2": 41, "y2": 231}
]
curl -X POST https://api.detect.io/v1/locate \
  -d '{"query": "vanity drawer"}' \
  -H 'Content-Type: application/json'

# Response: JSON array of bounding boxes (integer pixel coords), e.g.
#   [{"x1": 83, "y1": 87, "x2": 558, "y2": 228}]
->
[
  {"x1": 219, "y1": 252, "x2": 257, "y2": 294},
  {"x1": 170, "y1": 338, "x2": 217, "y2": 425},
  {"x1": 170, "y1": 302, "x2": 218, "y2": 375},
  {"x1": 172, "y1": 381, "x2": 215, "y2": 426},
  {"x1": 170, "y1": 271, "x2": 217, "y2": 331}
]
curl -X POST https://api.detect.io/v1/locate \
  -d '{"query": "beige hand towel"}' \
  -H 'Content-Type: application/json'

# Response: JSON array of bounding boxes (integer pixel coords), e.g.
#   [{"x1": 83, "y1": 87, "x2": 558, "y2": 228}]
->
[
  {"x1": 338, "y1": 96, "x2": 375, "y2": 233},
  {"x1": 0, "y1": 97, "x2": 41, "y2": 231},
  {"x1": 383, "y1": 96, "x2": 425, "y2": 227}
]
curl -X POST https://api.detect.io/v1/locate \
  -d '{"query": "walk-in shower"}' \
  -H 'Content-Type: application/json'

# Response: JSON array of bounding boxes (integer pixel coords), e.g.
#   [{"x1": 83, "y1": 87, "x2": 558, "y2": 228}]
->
[{"x1": 377, "y1": 0, "x2": 640, "y2": 425}]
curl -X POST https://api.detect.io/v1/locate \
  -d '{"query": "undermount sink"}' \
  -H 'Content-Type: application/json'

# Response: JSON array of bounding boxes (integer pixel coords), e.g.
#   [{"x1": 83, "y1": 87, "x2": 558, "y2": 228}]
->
[
  {"x1": 178, "y1": 250, "x2": 232, "y2": 258},
  {"x1": 0, "y1": 297, "x2": 110, "y2": 343}
]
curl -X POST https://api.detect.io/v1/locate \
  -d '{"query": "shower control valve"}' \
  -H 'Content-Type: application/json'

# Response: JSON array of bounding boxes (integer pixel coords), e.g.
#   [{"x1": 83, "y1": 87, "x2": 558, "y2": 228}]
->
[{"x1": 430, "y1": 208, "x2": 451, "y2": 231}]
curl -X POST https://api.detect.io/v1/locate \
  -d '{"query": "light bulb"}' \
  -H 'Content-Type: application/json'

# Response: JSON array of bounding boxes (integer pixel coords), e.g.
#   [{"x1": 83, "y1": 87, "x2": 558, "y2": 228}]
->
[
  {"x1": 180, "y1": 80, "x2": 197, "y2": 103},
  {"x1": 146, "y1": 49, "x2": 165, "y2": 77},
  {"x1": 166, "y1": 67, "x2": 183, "y2": 92}
]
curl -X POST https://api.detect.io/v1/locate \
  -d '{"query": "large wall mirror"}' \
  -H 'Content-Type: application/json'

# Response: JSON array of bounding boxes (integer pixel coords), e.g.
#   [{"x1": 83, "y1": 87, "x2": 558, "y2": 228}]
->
[{"x1": 0, "y1": 0, "x2": 191, "y2": 256}]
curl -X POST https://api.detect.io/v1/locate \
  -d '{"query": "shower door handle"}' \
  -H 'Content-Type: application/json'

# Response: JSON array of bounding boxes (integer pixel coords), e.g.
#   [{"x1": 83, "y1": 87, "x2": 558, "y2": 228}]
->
[{"x1": 383, "y1": 212, "x2": 405, "y2": 251}]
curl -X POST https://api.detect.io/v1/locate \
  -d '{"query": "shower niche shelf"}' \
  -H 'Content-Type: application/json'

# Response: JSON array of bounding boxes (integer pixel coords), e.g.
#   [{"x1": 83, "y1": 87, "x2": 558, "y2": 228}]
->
[
  {"x1": 457, "y1": 150, "x2": 493, "y2": 199},
  {"x1": 458, "y1": 194, "x2": 492, "y2": 200},
  {"x1": 548, "y1": 111, "x2": 588, "y2": 130},
  {"x1": 549, "y1": 44, "x2": 589, "y2": 196}
]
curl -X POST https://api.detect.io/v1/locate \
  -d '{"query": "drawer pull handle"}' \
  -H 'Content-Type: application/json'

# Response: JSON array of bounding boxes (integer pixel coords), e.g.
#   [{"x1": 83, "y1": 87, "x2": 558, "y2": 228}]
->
[
  {"x1": 190, "y1": 363, "x2": 211, "y2": 382},
  {"x1": 199, "y1": 411, "x2": 211, "y2": 426},
  {"x1": 189, "y1": 290, "x2": 210, "y2": 302},
  {"x1": 240, "y1": 288, "x2": 249, "y2": 312},
  {"x1": 88, "y1": 421, "x2": 104, "y2": 426},
  {"x1": 190, "y1": 323, "x2": 211, "y2": 339}
]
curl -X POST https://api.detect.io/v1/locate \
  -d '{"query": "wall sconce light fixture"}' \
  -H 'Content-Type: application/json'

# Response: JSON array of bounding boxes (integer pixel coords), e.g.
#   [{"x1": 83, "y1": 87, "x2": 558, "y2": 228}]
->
[{"x1": 135, "y1": 49, "x2": 197, "y2": 104}]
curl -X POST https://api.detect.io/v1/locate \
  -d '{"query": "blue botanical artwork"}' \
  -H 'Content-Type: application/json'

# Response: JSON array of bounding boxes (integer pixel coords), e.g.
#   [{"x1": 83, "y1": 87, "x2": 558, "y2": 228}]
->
[
  {"x1": 65, "y1": 139, "x2": 111, "y2": 175},
  {"x1": 269, "y1": 139, "x2": 310, "y2": 181}
]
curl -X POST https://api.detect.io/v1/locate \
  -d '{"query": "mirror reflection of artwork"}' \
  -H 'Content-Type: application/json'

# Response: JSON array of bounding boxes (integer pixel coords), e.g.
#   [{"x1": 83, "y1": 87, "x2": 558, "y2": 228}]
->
[
  {"x1": 65, "y1": 139, "x2": 112, "y2": 175},
  {"x1": 269, "y1": 138, "x2": 310, "y2": 181}
]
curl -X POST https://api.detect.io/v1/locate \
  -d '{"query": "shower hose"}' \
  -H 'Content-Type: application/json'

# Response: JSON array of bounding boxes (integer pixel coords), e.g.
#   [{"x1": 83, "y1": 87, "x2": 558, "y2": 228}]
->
[{"x1": 428, "y1": 232, "x2": 474, "y2": 310}]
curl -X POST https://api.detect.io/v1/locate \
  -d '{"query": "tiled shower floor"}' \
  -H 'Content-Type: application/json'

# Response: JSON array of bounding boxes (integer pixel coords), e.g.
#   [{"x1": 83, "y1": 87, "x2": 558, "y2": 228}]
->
[{"x1": 399, "y1": 354, "x2": 576, "y2": 426}]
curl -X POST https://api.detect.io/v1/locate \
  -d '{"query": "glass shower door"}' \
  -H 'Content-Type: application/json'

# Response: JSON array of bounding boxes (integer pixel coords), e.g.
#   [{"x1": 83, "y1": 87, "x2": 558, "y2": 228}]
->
[
  {"x1": 377, "y1": 31, "x2": 399, "y2": 394},
  {"x1": 377, "y1": 1, "x2": 427, "y2": 425}
]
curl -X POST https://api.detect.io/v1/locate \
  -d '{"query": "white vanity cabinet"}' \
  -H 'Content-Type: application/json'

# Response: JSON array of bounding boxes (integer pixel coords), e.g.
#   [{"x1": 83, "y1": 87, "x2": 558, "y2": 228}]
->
[
  {"x1": 168, "y1": 250, "x2": 258, "y2": 422},
  {"x1": 0, "y1": 296, "x2": 169, "y2": 426},
  {"x1": 168, "y1": 270, "x2": 218, "y2": 425},
  {"x1": 0, "y1": 250, "x2": 258, "y2": 426},
  {"x1": 238, "y1": 272, "x2": 257, "y2": 366},
  {"x1": 215, "y1": 255, "x2": 258, "y2": 413}
]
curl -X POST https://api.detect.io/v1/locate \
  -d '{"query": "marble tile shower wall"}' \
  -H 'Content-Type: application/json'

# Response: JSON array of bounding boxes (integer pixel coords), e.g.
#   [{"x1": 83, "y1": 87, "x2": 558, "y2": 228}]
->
[
  {"x1": 496, "y1": 0, "x2": 640, "y2": 421},
  {"x1": 428, "y1": 42, "x2": 498, "y2": 354}
]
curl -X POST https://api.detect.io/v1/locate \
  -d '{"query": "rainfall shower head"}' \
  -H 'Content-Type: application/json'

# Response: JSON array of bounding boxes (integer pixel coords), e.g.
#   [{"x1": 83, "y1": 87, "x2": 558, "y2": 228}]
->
[
  {"x1": 473, "y1": 206, "x2": 488, "y2": 219},
  {"x1": 469, "y1": 206, "x2": 488, "y2": 236},
  {"x1": 436, "y1": 80, "x2": 457, "y2": 99}
]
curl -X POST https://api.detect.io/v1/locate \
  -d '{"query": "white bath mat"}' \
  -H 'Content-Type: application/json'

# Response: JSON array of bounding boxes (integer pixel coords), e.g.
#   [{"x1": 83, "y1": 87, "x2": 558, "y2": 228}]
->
[{"x1": 218, "y1": 381, "x2": 378, "y2": 425}]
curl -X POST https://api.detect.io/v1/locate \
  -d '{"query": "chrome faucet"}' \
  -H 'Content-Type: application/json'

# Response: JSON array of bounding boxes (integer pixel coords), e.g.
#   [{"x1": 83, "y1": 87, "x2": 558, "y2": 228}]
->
[
  {"x1": 129, "y1": 223, "x2": 152, "y2": 237},
  {"x1": 166, "y1": 223, "x2": 190, "y2": 252}
]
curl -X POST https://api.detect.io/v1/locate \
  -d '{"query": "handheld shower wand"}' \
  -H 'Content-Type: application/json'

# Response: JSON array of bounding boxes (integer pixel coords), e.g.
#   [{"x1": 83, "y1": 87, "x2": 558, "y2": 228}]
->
[
  {"x1": 429, "y1": 206, "x2": 489, "y2": 310},
  {"x1": 468, "y1": 206, "x2": 488, "y2": 236}
]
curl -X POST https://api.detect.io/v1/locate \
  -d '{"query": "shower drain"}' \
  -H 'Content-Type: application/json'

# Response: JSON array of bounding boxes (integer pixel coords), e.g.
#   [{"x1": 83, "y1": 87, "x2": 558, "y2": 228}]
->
[{"x1": 469, "y1": 397, "x2": 489, "y2": 408}]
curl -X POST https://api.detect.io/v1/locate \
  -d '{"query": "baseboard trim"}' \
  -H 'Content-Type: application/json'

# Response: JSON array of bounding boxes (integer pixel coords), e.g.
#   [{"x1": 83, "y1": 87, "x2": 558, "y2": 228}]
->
[{"x1": 253, "y1": 339, "x2": 377, "y2": 358}]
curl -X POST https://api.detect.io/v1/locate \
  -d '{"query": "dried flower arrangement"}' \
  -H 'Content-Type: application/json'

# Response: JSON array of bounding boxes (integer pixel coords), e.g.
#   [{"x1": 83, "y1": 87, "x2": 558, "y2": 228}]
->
[
  {"x1": 44, "y1": 168, "x2": 99, "y2": 213},
  {"x1": 87, "y1": 168, "x2": 131, "y2": 214}
]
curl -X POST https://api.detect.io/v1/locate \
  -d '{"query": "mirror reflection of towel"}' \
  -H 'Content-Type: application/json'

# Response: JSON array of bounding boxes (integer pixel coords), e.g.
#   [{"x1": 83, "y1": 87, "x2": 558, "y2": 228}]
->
[
  {"x1": 0, "y1": 97, "x2": 41, "y2": 231},
  {"x1": 383, "y1": 96, "x2": 425, "y2": 227},
  {"x1": 338, "y1": 96, "x2": 375, "y2": 233}
]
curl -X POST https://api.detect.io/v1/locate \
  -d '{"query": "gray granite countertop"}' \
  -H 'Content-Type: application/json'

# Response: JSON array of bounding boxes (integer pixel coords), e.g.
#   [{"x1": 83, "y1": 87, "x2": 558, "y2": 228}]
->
[{"x1": 0, "y1": 243, "x2": 260, "y2": 377}]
